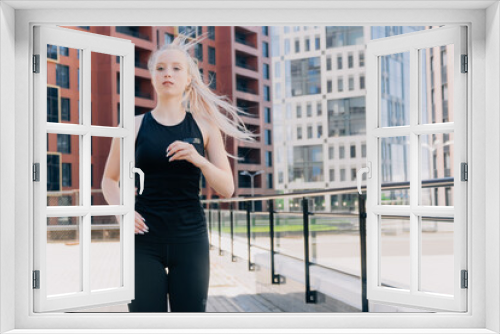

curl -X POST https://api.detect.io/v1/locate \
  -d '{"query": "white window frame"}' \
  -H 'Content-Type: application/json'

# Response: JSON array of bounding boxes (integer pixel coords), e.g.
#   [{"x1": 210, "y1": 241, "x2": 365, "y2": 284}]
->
[{"x1": 1, "y1": 1, "x2": 499, "y2": 333}]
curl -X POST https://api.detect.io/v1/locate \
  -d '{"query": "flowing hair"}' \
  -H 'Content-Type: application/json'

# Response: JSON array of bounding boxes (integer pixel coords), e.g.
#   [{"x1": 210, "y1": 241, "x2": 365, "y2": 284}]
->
[{"x1": 147, "y1": 31, "x2": 258, "y2": 161}]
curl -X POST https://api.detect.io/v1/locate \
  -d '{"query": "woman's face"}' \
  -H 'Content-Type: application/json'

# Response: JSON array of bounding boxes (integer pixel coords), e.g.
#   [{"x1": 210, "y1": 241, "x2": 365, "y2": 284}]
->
[{"x1": 152, "y1": 49, "x2": 191, "y2": 98}]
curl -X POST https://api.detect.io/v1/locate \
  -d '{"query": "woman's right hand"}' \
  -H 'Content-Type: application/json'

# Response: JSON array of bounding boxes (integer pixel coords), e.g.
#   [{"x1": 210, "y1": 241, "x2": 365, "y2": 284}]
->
[
  {"x1": 134, "y1": 187, "x2": 148, "y2": 235},
  {"x1": 135, "y1": 211, "x2": 149, "y2": 234}
]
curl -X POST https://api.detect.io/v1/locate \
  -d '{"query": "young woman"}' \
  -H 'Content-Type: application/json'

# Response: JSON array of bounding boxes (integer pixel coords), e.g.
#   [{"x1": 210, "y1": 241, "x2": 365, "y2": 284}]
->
[{"x1": 101, "y1": 32, "x2": 256, "y2": 312}]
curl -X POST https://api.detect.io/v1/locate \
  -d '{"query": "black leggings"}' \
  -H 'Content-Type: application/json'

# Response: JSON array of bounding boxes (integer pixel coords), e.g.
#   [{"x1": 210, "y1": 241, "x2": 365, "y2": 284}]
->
[{"x1": 127, "y1": 237, "x2": 210, "y2": 312}]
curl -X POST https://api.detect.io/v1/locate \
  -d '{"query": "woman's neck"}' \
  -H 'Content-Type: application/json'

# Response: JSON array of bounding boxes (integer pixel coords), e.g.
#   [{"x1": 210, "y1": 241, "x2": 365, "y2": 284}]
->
[{"x1": 152, "y1": 97, "x2": 186, "y2": 123}]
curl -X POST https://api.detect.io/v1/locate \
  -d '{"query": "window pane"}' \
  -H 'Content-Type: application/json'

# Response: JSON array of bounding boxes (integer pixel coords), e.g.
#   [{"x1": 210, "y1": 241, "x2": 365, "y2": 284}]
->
[
  {"x1": 47, "y1": 134, "x2": 80, "y2": 206},
  {"x1": 47, "y1": 45, "x2": 81, "y2": 124},
  {"x1": 91, "y1": 215, "x2": 123, "y2": 291},
  {"x1": 93, "y1": 136, "x2": 122, "y2": 206},
  {"x1": 91, "y1": 51, "x2": 122, "y2": 127},
  {"x1": 46, "y1": 216, "x2": 82, "y2": 296},
  {"x1": 380, "y1": 215, "x2": 410, "y2": 290},
  {"x1": 420, "y1": 45, "x2": 454, "y2": 124},
  {"x1": 380, "y1": 136, "x2": 410, "y2": 205},
  {"x1": 379, "y1": 51, "x2": 410, "y2": 127},
  {"x1": 420, "y1": 217, "x2": 454, "y2": 295},
  {"x1": 420, "y1": 133, "x2": 454, "y2": 206}
]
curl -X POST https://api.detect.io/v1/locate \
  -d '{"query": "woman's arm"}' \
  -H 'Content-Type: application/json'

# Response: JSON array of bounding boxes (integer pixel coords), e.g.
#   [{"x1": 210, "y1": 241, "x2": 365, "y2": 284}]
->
[{"x1": 198, "y1": 121, "x2": 234, "y2": 199}]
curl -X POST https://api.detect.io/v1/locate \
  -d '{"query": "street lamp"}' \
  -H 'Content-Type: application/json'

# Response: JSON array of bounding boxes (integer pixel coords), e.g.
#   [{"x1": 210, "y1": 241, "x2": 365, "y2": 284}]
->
[{"x1": 240, "y1": 170, "x2": 264, "y2": 212}]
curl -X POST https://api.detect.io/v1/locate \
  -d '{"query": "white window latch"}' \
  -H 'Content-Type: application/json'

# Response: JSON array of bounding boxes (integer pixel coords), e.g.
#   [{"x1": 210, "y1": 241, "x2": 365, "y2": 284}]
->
[
  {"x1": 129, "y1": 161, "x2": 144, "y2": 195},
  {"x1": 356, "y1": 162, "x2": 371, "y2": 195}
]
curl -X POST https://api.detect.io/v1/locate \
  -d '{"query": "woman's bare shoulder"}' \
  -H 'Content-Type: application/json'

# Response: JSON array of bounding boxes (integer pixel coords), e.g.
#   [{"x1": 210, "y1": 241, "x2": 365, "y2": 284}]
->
[{"x1": 191, "y1": 112, "x2": 212, "y2": 147}]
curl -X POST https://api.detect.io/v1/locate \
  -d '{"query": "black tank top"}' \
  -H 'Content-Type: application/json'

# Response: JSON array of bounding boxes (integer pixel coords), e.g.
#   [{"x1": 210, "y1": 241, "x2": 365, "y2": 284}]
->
[{"x1": 134, "y1": 110, "x2": 207, "y2": 243}]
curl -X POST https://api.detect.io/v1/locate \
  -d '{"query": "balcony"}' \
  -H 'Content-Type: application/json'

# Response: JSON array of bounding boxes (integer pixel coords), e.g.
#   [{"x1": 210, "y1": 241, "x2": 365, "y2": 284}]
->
[
  {"x1": 115, "y1": 26, "x2": 150, "y2": 41},
  {"x1": 234, "y1": 27, "x2": 257, "y2": 48}
]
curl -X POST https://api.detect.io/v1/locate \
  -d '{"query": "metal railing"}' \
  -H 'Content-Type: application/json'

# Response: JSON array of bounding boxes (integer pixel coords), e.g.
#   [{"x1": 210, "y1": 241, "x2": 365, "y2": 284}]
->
[{"x1": 201, "y1": 177, "x2": 454, "y2": 312}]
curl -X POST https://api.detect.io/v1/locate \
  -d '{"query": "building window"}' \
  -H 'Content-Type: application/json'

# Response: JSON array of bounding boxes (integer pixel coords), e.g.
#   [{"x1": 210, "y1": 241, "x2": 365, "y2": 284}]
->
[
  {"x1": 317, "y1": 102, "x2": 322, "y2": 116},
  {"x1": 284, "y1": 39, "x2": 290, "y2": 55},
  {"x1": 264, "y1": 107, "x2": 271, "y2": 123},
  {"x1": 195, "y1": 44, "x2": 203, "y2": 62},
  {"x1": 197, "y1": 26, "x2": 202, "y2": 36},
  {"x1": 165, "y1": 33, "x2": 174, "y2": 44},
  {"x1": 362, "y1": 143, "x2": 366, "y2": 157},
  {"x1": 327, "y1": 56, "x2": 332, "y2": 71},
  {"x1": 337, "y1": 55, "x2": 343, "y2": 69},
  {"x1": 264, "y1": 85, "x2": 271, "y2": 101},
  {"x1": 360, "y1": 75, "x2": 365, "y2": 89},
  {"x1": 208, "y1": 71, "x2": 216, "y2": 90},
  {"x1": 329, "y1": 168, "x2": 335, "y2": 182},
  {"x1": 208, "y1": 47, "x2": 216, "y2": 65},
  {"x1": 329, "y1": 146, "x2": 334, "y2": 159},
  {"x1": 348, "y1": 53, "x2": 354, "y2": 68},
  {"x1": 297, "y1": 127, "x2": 302, "y2": 139},
  {"x1": 47, "y1": 154, "x2": 60, "y2": 191},
  {"x1": 267, "y1": 173, "x2": 273, "y2": 189},
  {"x1": 350, "y1": 144, "x2": 356, "y2": 158},
  {"x1": 349, "y1": 76, "x2": 354, "y2": 90},
  {"x1": 351, "y1": 168, "x2": 357, "y2": 181},
  {"x1": 47, "y1": 44, "x2": 58, "y2": 59},
  {"x1": 359, "y1": 51, "x2": 365, "y2": 67},
  {"x1": 56, "y1": 64, "x2": 70, "y2": 89},
  {"x1": 263, "y1": 63, "x2": 270, "y2": 79},
  {"x1": 265, "y1": 129, "x2": 272, "y2": 145},
  {"x1": 59, "y1": 46, "x2": 69, "y2": 56},
  {"x1": 305, "y1": 38, "x2": 310, "y2": 51},
  {"x1": 340, "y1": 168, "x2": 346, "y2": 181},
  {"x1": 266, "y1": 151, "x2": 273, "y2": 167},
  {"x1": 207, "y1": 26, "x2": 215, "y2": 40},
  {"x1": 315, "y1": 36, "x2": 320, "y2": 50},
  {"x1": 62, "y1": 163, "x2": 72, "y2": 187},
  {"x1": 317, "y1": 125, "x2": 323, "y2": 138},
  {"x1": 307, "y1": 125, "x2": 313, "y2": 139},
  {"x1": 327, "y1": 80, "x2": 333, "y2": 93},
  {"x1": 295, "y1": 39, "x2": 300, "y2": 53},
  {"x1": 339, "y1": 145, "x2": 345, "y2": 159},
  {"x1": 296, "y1": 105, "x2": 302, "y2": 118},
  {"x1": 61, "y1": 97, "x2": 70, "y2": 121},
  {"x1": 263, "y1": 41, "x2": 269, "y2": 57},
  {"x1": 307, "y1": 103, "x2": 312, "y2": 117},
  {"x1": 338, "y1": 78, "x2": 344, "y2": 92},
  {"x1": 278, "y1": 171, "x2": 284, "y2": 183},
  {"x1": 57, "y1": 134, "x2": 71, "y2": 154},
  {"x1": 47, "y1": 87, "x2": 59, "y2": 122},
  {"x1": 262, "y1": 26, "x2": 269, "y2": 36}
]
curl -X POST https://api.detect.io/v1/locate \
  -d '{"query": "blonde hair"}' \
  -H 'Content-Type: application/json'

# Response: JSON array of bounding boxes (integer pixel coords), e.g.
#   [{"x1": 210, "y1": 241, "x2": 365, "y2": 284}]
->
[{"x1": 147, "y1": 31, "x2": 258, "y2": 161}]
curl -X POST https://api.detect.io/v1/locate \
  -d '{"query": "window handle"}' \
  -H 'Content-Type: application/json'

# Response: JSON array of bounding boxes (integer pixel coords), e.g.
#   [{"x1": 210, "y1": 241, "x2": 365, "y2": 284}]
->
[
  {"x1": 357, "y1": 161, "x2": 371, "y2": 195},
  {"x1": 129, "y1": 162, "x2": 144, "y2": 195}
]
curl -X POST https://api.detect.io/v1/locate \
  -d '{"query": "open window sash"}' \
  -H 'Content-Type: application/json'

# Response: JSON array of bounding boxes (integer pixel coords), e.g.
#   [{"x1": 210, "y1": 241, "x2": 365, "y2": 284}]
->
[
  {"x1": 33, "y1": 25, "x2": 136, "y2": 312},
  {"x1": 365, "y1": 25, "x2": 467, "y2": 312}
]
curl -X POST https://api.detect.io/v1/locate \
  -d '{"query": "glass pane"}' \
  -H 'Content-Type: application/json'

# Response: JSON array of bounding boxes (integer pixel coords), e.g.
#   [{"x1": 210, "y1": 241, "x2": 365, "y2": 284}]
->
[
  {"x1": 91, "y1": 51, "x2": 121, "y2": 127},
  {"x1": 380, "y1": 136, "x2": 410, "y2": 205},
  {"x1": 47, "y1": 45, "x2": 81, "y2": 124},
  {"x1": 379, "y1": 51, "x2": 410, "y2": 127},
  {"x1": 93, "y1": 136, "x2": 122, "y2": 206},
  {"x1": 274, "y1": 213, "x2": 305, "y2": 261},
  {"x1": 91, "y1": 215, "x2": 122, "y2": 291},
  {"x1": 420, "y1": 45, "x2": 454, "y2": 124},
  {"x1": 46, "y1": 216, "x2": 81, "y2": 296},
  {"x1": 47, "y1": 134, "x2": 80, "y2": 206},
  {"x1": 421, "y1": 133, "x2": 454, "y2": 206},
  {"x1": 420, "y1": 217, "x2": 454, "y2": 295},
  {"x1": 380, "y1": 215, "x2": 410, "y2": 290}
]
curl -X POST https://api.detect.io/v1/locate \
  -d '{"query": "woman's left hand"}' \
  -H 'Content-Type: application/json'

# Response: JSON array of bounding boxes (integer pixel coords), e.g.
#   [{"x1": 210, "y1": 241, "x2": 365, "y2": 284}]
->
[{"x1": 166, "y1": 141, "x2": 207, "y2": 168}]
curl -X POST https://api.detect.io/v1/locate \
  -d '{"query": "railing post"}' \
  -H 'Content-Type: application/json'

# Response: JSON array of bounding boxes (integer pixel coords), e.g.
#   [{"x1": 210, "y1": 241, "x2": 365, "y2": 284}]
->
[
  {"x1": 246, "y1": 201, "x2": 255, "y2": 271},
  {"x1": 269, "y1": 199, "x2": 285, "y2": 285},
  {"x1": 218, "y1": 205, "x2": 223, "y2": 256},
  {"x1": 230, "y1": 202, "x2": 236, "y2": 262},
  {"x1": 208, "y1": 204, "x2": 213, "y2": 250},
  {"x1": 359, "y1": 193, "x2": 369, "y2": 312},
  {"x1": 303, "y1": 197, "x2": 317, "y2": 303}
]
